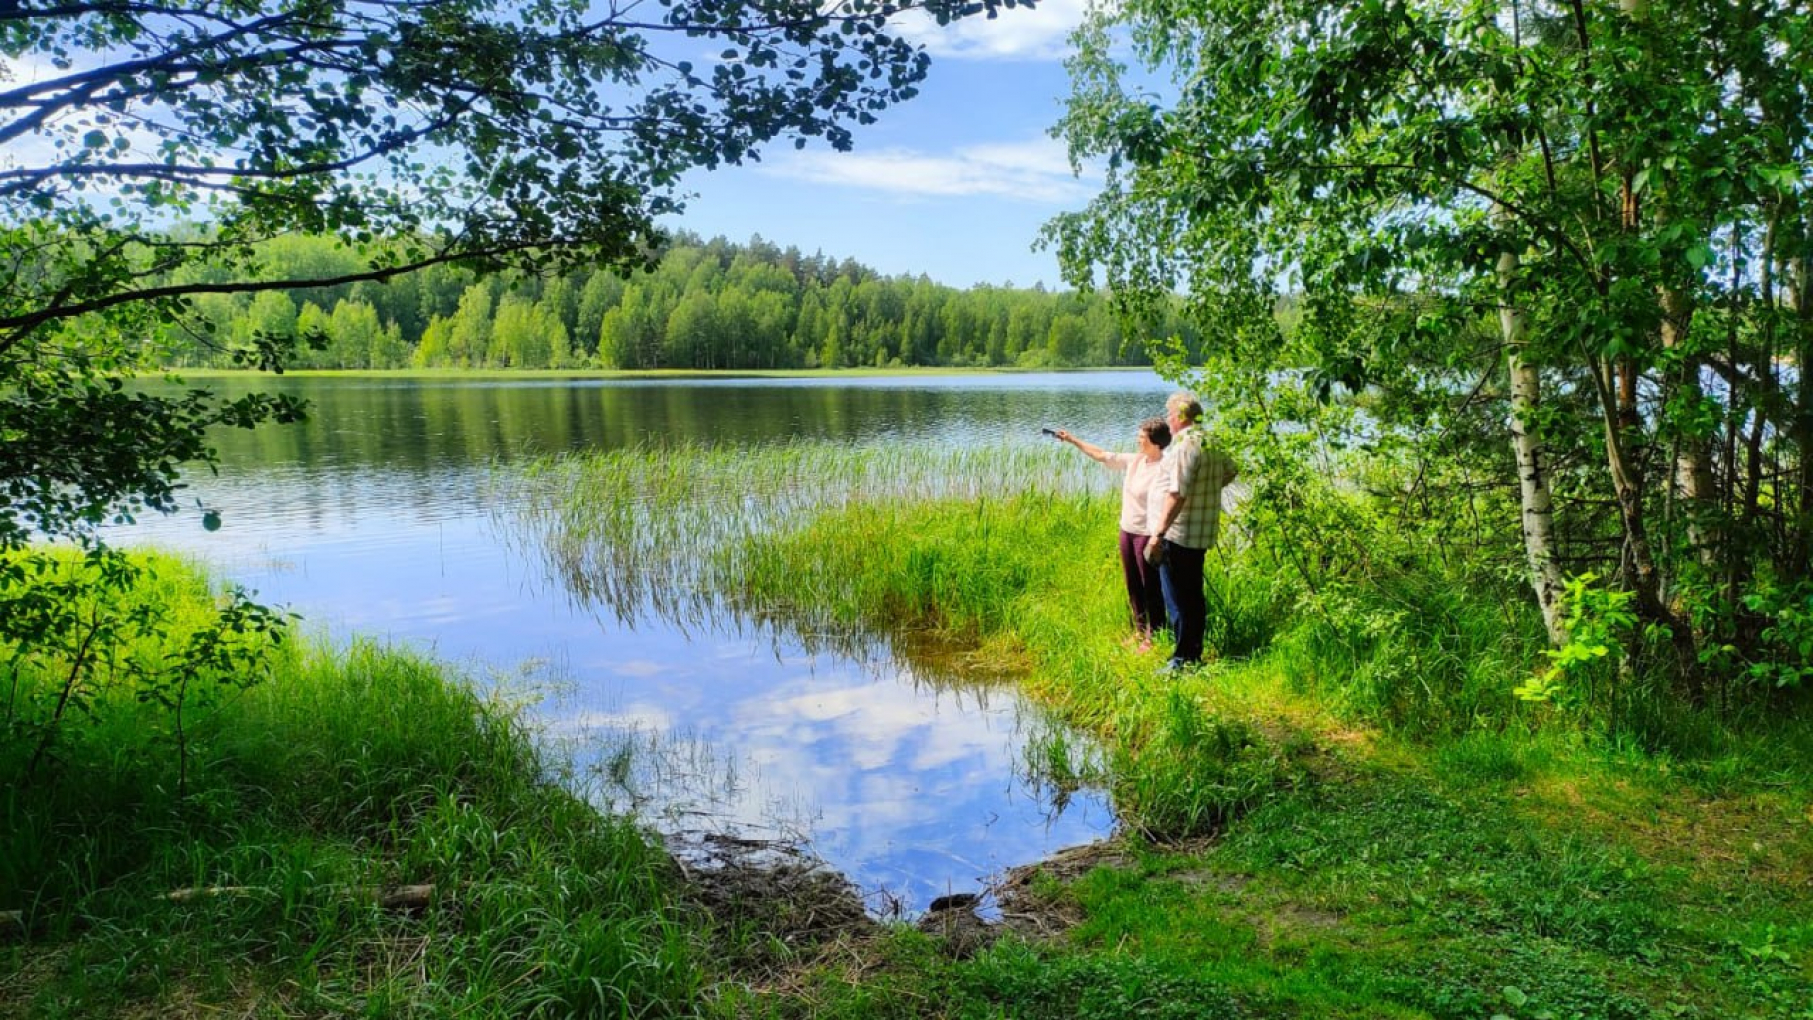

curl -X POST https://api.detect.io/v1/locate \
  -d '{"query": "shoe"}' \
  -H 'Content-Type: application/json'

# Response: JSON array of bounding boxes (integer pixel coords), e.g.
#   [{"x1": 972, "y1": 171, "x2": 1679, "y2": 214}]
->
[{"x1": 1158, "y1": 659, "x2": 1185, "y2": 675}]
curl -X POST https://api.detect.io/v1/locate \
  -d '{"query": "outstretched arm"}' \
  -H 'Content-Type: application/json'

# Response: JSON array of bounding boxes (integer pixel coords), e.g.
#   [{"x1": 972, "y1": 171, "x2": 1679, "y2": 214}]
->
[{"x1": 1052, "y1": 429, "x2": 1111, "y2": 464}]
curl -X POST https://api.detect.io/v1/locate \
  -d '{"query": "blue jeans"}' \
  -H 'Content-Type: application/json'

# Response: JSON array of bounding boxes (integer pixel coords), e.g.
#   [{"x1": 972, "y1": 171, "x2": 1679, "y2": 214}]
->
[{"x1": 1158, "y1": 540, "x2": 1208, "y2": 665}]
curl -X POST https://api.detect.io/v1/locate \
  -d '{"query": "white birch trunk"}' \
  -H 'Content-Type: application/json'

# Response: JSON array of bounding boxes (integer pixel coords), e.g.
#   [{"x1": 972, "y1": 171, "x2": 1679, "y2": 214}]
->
[{"x1": 1500, "y1": 251, "x2": 1567, "y2": 646}]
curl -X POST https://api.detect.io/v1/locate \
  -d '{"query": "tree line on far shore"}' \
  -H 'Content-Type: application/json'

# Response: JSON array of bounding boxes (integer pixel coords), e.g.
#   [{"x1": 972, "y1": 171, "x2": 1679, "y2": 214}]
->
[{"x1": 160, "y1": 233, "x2": 1196, "y2": 371}]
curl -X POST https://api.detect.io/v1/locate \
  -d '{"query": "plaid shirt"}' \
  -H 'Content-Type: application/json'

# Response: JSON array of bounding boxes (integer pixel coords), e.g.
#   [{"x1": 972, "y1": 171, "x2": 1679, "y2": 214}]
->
[{"x1": 1159, "y1": 426, "x2": 1238, "y2": 550}]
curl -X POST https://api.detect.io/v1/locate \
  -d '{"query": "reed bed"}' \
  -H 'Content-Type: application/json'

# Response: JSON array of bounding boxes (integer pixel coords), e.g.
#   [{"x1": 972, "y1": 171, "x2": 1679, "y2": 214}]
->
[{"x1": 498, "y1": 441, "x2": 1105, "y2": 640}]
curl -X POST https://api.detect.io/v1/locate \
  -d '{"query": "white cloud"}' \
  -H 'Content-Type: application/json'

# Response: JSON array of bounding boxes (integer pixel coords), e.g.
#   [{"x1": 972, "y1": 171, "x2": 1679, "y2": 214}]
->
[
  {"x1": 763, "y1": 137, "x2": 1093, "y2": 203},
  {"x1": 896, "y1": 0, "x2": 1090, "y2": 61}
]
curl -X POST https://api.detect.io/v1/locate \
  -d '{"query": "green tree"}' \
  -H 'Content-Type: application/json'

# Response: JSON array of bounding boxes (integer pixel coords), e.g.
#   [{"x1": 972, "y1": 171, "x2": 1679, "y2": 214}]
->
[
  {"x1": 748, "y1": 291, "x2": 796, "y2": 369},
  {"x1": 599, "y1": 287, "x2": 663, "y2": 369},
  {"x1": 108, "y1": 229, "x2": 1162, "y2": 372},
  {"x1": 539, "y1": 278, "x2": 580, "y2": 349},
  {"x1": 1052, "y1": 0, "x2": 1813, "y2": 697},
  {"x1": 821, "y1": 315, "x2": 848, "y2": 369},
  {"x1": 414, "y1": 316, "x2": 455, "y2": 368},
  {"x1": 488, "y1": 295, "x2": 535, "y2": 368},
  {"x1": 325, "y1": 300, "x2": 385, "y2": 370},
  {"x1": 233, "y1": 293, "x2": 301, "y2": 365},
  {"x1": 576, "y1": 272, "x2": 628, "y2": 363},
  {"x1": 795, "y1": 290, "x2": 827, "y2": 361},
  {"x1": 414, "y1": 264, "x2": 478, "y2": 329},
  {"x1": 448, "y1": 285, "x2": 496, "y2": 369},
  {"x1": 1046, "y1": 313, "x2": 1088, "y2": 366},
  {"x1": 1005, "y1": 300, "x2": 1047, "y2": 364},
  {"x1": 371, "y1": 321, "x2": 409, "y2": 370},
  {"x1": 666, "y1": 292, "x2": 720, "y2": 369},
  {"x1": 489, "y1": 294, "x2": 571, "y2": 369}
]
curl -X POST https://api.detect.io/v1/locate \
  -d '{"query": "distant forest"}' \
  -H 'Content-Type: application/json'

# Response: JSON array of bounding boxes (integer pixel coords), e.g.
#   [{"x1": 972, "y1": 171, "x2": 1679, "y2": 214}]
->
[{"x1": 161, "y1": 233, "x2": 1200, "y2": 371}]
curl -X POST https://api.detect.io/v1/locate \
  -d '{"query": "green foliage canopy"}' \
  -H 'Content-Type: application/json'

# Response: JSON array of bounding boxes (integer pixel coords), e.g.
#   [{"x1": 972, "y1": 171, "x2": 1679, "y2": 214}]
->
[
  {"x1": 1051, "y1": 0, "x2": 1813, "y2": 698},
  {"x1": 150, "y1": 233, "x2": 1171, "y2": 370}
]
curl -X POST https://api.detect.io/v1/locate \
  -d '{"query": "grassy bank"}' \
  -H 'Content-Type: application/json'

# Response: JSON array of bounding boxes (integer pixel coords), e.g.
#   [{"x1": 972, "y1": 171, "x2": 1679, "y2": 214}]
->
[
  {"x1": 509, "y1": 444, "x2": 1813, "y2": 1019},
  {"x1": 8, "y1": 443, "x2": 1812, "y2": 1019},
  {"x1": 1, "y1": 554, "x2": 703, "y2": 1018}
]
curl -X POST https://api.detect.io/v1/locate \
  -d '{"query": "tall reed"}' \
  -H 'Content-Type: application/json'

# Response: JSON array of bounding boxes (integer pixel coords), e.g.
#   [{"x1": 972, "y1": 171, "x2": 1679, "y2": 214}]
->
[{"x1": 499, "y1": 441, "x2": 1103, "y2": 636}]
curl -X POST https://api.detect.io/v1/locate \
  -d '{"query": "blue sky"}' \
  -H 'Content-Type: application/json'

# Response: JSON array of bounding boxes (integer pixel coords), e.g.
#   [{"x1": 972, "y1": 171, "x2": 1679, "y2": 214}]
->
[{"x1": 666, "y1": 1, "x2": 1094, "y2": 290}]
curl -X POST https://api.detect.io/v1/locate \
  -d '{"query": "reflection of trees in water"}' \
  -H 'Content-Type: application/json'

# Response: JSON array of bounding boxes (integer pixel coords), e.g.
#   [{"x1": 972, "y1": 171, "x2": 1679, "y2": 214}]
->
[
  {"x1": 145, "y1": 375, "x2": 1172, "y2": 472},
  {"x1": 177, "y1": 378, "x2": 1139, "y2": 463},
  {"x1": 132, "y1": 375, "x2": 1171, "y2": 546}
]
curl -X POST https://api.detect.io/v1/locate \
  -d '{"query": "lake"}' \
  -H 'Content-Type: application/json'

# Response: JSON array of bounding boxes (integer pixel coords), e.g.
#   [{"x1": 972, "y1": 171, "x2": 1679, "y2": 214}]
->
[{"x1": 116, "y1": 371, "x2": 1179, "y2": 911}]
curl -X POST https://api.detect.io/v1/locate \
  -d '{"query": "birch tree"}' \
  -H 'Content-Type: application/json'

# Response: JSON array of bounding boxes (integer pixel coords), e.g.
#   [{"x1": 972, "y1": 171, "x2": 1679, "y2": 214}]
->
[{"x1": 1050, "y1": 0, "x2": 1813, "y2": 694}]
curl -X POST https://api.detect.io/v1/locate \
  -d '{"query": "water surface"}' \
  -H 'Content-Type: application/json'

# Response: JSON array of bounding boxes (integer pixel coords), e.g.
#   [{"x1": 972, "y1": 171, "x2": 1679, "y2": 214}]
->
[{"x1": 118, "y1": 371, "x2": 1177, "y2": 909}]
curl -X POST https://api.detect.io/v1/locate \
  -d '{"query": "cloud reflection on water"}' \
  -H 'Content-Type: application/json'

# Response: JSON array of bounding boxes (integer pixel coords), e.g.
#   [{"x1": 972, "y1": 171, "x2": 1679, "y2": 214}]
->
[{"x1": 552, "y1": 635, "x2": 1112, "y2": 909}]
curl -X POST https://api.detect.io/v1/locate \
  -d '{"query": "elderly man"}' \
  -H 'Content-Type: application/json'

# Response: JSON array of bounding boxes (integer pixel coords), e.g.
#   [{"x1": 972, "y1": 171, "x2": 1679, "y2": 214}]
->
[{"x1": 1145, "y1": 392, "x2": 1238, "y2": 671}]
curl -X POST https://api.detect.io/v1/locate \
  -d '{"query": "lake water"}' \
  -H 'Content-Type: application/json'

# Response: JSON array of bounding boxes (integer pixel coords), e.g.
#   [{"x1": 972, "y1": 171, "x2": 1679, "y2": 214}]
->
[{"x1": 116, "y1": 371, "x2": 1178, "y2": 911}]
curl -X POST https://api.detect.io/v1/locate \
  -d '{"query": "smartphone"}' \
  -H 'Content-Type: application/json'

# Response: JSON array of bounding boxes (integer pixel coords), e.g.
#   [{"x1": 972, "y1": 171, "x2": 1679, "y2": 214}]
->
[{"x1": 1040, "y1": 427, "x2": 1059, "y2": 438}]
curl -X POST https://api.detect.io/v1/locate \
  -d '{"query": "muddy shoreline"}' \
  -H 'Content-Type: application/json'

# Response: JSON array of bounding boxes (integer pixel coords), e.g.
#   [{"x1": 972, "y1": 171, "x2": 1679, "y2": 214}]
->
[{"x1": 669, "y1": 832, "x2": 1158, "y2": 960}]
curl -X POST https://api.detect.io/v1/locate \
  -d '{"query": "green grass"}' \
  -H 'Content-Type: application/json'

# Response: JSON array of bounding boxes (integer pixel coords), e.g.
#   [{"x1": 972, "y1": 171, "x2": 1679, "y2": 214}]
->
[
  {"x1": 1006, "y1": 749, "x2": 1812, "y2": 1019},
  {"x1": 2, "y1": 553, "x2": 704, "y2": 1018},
  {"x1": 9, "y1": 442, "x2": 1813, "y2": 1019},
  {"x1": 505, "y1": 442, "x2": 1813, "y2": 1019}
]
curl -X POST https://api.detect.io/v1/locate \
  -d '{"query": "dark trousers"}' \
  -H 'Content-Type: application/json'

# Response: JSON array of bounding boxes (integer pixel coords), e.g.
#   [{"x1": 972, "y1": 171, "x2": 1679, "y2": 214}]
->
[
  {"x1": 1117, "y1": 530, "x2": 1166, "y2": 636},
  {"x1": 1158, "y1": 540, "x2": 1208, "y2": 664}
]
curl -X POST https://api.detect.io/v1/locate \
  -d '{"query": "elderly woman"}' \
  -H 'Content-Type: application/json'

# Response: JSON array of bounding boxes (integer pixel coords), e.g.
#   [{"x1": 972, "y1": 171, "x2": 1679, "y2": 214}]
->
[{"x1": 1050, "y1": 417, "x2": 1172, "y2": 646}]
